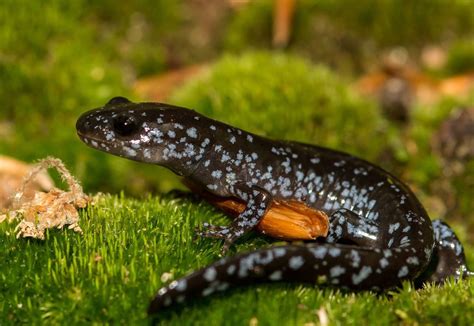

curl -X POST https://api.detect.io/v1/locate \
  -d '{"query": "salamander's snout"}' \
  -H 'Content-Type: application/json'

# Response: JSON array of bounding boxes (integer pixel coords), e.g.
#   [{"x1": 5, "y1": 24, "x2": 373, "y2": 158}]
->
[
  {"x1": 75, "y1": 106, "x2": 117, "y2": 147},
  {"x1": 75, "y1": 110, "x2": 94, "y2": 137}
]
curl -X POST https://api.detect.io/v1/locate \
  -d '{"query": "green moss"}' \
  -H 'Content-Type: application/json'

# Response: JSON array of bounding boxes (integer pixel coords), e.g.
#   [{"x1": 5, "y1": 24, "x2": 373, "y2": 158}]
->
[
  {"x1": 444, "y1": 39, "x2": 474, "y2": 75},
  {"x1": 225, "y1": 0, "x2": 474, "y2": 73},
  {"x1": 171, "y1": 52, "x2": 386, "y2": 160},
  {"x1": 0, "y1": 0, "x2": 182, "y2": 194},
  {"x1": 0, "y1": 194, "x2": 472, "y2": 324}
]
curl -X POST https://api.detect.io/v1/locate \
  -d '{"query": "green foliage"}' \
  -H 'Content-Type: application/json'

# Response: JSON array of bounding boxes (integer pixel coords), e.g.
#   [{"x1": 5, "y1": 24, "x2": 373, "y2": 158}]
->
[
  {"x1": 172, "y1": 52, "x2": 386, "y2": 160},
  {"x1": 0, "y1": 0, "x2": 183, "y2": 194},
  {"x1": 444, "y1": 39, "x2": 474, "y2": 75},
  {"x1": 225, "y1": 0, "x2": 474, "y2": 73},
  {"x1": 402, "y1": 94, "x2": 474, "y2": 230},
  {"x1": 0, "y1": 195, "x2": 472, "y2": 324}
]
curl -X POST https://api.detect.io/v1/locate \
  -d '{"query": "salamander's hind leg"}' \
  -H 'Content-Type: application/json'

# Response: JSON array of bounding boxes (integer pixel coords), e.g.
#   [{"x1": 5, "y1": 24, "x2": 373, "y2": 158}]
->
[
  {"x1": 327, "y1": 208, "x2": 381, "y2": 248},
  {"x1": 415, "y1": 219, "x2": 473, "y2": 286},
  {"x1": 196, "y1": 185, "x2": 271, "y2": 253}
]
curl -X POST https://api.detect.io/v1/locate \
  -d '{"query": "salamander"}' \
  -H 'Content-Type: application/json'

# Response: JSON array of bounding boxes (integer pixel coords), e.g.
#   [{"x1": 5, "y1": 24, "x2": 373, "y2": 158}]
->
[{"x1": 76, "y1": 97, "x2": 473, "y2": 314}]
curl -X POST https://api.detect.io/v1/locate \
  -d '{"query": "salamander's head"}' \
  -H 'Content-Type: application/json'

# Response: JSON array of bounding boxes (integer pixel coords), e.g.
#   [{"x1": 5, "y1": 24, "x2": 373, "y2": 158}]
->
[{"x1": 76, "y1": 97, "x2": 213, "y2": 176}]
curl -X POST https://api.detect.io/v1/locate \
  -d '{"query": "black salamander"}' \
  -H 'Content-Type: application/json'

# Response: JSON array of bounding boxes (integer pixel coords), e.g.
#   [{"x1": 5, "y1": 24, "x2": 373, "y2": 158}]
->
[{"x1": 76, "y1": 97, "x2": 473, "y2": 314}]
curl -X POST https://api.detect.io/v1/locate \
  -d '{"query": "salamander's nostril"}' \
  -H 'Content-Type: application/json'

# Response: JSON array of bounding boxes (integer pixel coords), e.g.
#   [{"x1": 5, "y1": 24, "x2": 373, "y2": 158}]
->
[{"x1": 113, "y1": 115, "x2": 138, "y2": 137}]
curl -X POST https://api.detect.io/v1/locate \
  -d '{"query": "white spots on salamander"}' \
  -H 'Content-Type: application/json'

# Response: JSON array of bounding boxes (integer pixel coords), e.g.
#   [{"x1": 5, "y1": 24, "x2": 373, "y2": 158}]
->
[
  {"x1": 330, "y1": 265, "x2": 346, "y2": 278},
  {"x1": 296, "y1": 171, "x2": 305, "y2": 182},
  {"x1": 207, "y1": 184, "x2": 218, "y2": 190},
  {"x1": 227, "y1": 265, "x2": 236, "y2": 275},
  {"x1": 269, "y1": 270, "x2": 282, "y2": 280},
  {"x1": 131, "y1": 141, "x2": 141, "y2": 149},
  {"x1": 185, "y1": 143, "x2": 195, "y2": 156},
  {"x1": 310, "y1": 157, "x2": 320, "y2": 164},
  {"x1": 203, "y1": 267, "x2": 217, "y2": 282},
  {"x1": 105, "y1": 131, "x2": 115, "y2": 141},
  {"x1": 176, "y1": 279, "x2": 187, "y2": 292},
  {"x1": 217, "y1": 282, "x2": 229, "y2": 291},
  {"x1": 211, "y1": 170, "x2": 223, "y2": 178},
  {"x1": 397, "y1": 266, "x2": 409, "y2": 278},
  {"x1": 289, "y1": 256, "x2": 304, "y2": 270},
  {"x1": 123, "y1": 146, "x2": 137, "y2": 157},
  {"x1": 400, "y1": 195, "x2": 407, "y2": 205},
  {"x1": 168, "y1": 280, "x2": 178, "y2": 289},
  {"x1": 353, "y1": 167, "x2": 368, "y2": 176},
  {"x1": 221, "y1": 153, "x2": 231, "y2": 163},
  {"x1": 273, "y1": 248, "x2": 287, "y2": 257},
  {"x1": 91, "y1": 140, "x2": 98, "y2": 147},
  {"x1": 400, "y1": 236, "x2": 410, "y2": 247},
  {"x1": 388, "y1": 222, "x2": 400, "y2": 234},
  {"x1": 281, "y1": 158, "x2": 292, "y2": 174},
  {"x1": 167, "y1": 130, "x2": 176, "y2": 138},
  {"x1": 329, "y1": 248, "x2": 341, "y2": 257},
  {"x1": 229, "y1": 136, "x2": 236, "y2": 144},
  {"x1": 352, "y1": 266, "x2": 372, "y2": 285},
  {"x1": 202, "y1": 287, "x2": 215, "y2": 297},
  {"x1": 187, "y1": 127, "x2": 198, "y2": 138},
  {"x1": 158, "y1": 287, "x2": 167, "y2": 296},
  {"x1": 379, "y1": 258, "x2": 389, "y2": 268},
  {"x1": 388, "y1": 238, "x2": 394, "y2": 248},
  {"x1": 201, "y1": 138, "x2": 210, "y2": 148},
  {"x1": 149, "y1": 128, "x2": 164, "y2": 143},
  {"x1": 309, "y1": 247, "x2": 327, "y2": 259},
  {"x1": 390, "y1": 184, "x2": 401, "y2": 192},
  {"x1": 210, "y1": 125, "x2": 216, "y2": 131},
  {"x1": 247, "y1": 134, "x2": 253, "y2": 143}
]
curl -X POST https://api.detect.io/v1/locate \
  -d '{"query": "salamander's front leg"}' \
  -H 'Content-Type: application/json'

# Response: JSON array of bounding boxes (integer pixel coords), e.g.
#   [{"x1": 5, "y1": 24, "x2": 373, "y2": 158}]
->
[{"x1": 196, "y1": 185, "x2": 271, "y2": 253}]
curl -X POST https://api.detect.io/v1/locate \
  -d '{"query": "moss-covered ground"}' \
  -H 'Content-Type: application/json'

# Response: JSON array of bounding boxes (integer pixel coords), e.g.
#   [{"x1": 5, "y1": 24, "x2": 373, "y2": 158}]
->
[{"x1": 1, "y1": 194, "x2": 473, "y2": 325}]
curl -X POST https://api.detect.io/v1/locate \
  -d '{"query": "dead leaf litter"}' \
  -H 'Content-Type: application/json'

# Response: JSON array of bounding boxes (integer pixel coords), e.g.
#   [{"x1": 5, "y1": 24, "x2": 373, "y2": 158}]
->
[{"x1": 0, "y1": 157, "x2": 90, "y2": 239}]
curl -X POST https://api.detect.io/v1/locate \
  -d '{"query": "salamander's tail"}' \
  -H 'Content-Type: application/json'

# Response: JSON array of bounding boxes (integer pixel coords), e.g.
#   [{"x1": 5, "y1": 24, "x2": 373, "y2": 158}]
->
[
  {"x1": 415, "y1": 220, "x2": 473, "y2": 285},
  {"x1": 147, "y1": 244, "x2": 426, "y2": 314}
]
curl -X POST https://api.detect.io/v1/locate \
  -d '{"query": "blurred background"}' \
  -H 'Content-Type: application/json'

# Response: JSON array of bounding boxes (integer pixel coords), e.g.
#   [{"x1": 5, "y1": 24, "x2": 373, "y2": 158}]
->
[{"x1": 0, "y1": 0, "x2": 473, "y2": 237}]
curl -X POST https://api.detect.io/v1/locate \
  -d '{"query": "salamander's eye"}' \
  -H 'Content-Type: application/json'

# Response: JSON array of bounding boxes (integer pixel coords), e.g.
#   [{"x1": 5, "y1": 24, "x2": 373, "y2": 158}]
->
[
  {"x1": 113, "y1": 115, "x2": 138, "y2": 137},
  {"x1": 106, "y1": 96, "x2": 131, "y2": 106}
]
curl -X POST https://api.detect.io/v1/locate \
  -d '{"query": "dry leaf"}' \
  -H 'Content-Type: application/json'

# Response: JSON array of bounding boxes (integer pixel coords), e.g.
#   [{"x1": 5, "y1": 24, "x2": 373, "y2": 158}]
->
[
  {"x1": 0, "y1": 157, "x2": 90, "y2": 239},
  {"x1": 0, "y1": 155, "x2": 54, "y2": 211},
  {"x1": 134, "y1": 65, "x2": 207, "y2": 102}
]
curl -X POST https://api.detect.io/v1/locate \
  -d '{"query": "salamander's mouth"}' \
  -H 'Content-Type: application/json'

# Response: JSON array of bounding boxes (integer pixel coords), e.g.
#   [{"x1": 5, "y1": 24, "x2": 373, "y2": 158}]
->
[{"x1": 77, "y1": 133, "x2": 116, "y2": 152}]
